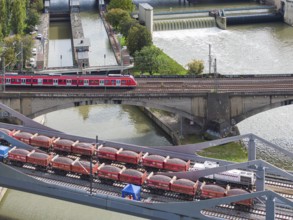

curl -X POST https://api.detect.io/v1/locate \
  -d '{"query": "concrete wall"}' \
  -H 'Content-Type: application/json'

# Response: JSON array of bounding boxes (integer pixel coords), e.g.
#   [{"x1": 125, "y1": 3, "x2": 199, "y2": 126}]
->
[
  {"x1": 139, "y1": 3, "x2": 153, "y2": 34},
  {"x1": 283, "y1": 0, "x2": 293, "y2": 26}
]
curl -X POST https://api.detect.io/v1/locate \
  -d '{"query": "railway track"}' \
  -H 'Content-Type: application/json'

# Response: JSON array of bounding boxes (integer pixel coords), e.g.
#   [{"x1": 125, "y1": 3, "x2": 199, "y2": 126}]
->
[{"x1": 4, "y1": 76, "x2": 293, "y2": 94}]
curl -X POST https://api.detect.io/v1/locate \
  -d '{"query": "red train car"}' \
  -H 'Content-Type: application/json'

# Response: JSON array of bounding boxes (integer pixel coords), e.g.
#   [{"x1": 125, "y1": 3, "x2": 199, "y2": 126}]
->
[
  {"x1": 97, "y1": 146, "x2": 120, "y2": 161},
  {"x1": 142, "y1": 153, "x2": 167, "y2": 170},
  {"x1": 200, "y1": 183, "x2": 227, "y2": 199},
  {"x1": 71, "y1": 158, "x2": 99, "y2": 177},
  {"x1": 8, "y1": 147, "x2": 30, "y2": 165},
  {"x1": 4, "y1": 74, "x2": 137, "y2": 88},
  {"x1": 226, "y1": 188, "x2": 254, "y2": 209},
  {"x1": 164, "y1": 158, "x2": 190, "y2": 172},
  {"x1": 119, "y1": 169, "x2": 147, "y2": 186},
  {"x1": 52, "y1": 138, "x2": 74, "y2": 153},
  {"x1": 72, "y1": 141, "x2": 96, "y2": 156},
  {"x1": 51, "y1": 155, "x2": 73, "y2": 175},
  {"x1": 97, "y1": 163, "x2": 124, "y2": 182},
  {"x1": 13, "y1": 131, "x2": 34, "y2": 144},
  {"x1": 116, "y1": 150, "x2": 142, "y2": 165},
  {"x1": 146, "y1": 173, "x2": 175, "y2": 191},
  {"x1": 30, "y1": 135, "x2": 54, "y2": 149},
  {"x1": 170, "y1": 178, "x2": 199, "y2": 197},
  {"x1": 27, "y1": 151, "x2": 53, "y2": 168}
]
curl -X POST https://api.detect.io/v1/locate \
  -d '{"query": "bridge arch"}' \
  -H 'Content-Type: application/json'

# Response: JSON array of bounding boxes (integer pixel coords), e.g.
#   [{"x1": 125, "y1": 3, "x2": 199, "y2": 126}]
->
[
  {"x1": 27, "y1": 98, "x2": 205, "y2": 127},
  {"x1": 232, "y1": 98, "x2": 293, "y2": 125}
]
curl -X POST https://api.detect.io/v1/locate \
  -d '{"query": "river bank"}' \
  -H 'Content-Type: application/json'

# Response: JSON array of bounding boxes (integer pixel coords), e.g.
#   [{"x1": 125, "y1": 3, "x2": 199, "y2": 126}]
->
[{"x1": 0, "y1": 187, "x2": 7, "y2": 203}]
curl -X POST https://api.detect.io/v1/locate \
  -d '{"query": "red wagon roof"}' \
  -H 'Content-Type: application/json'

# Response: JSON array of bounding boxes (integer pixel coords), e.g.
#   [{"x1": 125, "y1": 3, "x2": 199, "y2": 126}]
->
[
  {"x1": 99, "y1": 147, "x2": 118, "y2": 153},
  {"x1": 149, "y1": 175, "x2": 171, "y2": 182},
  {"x1": 10, "y1": 148, "x2": 30, "y2": 155},
  {"x1": 166, "y1": 158, "x2": 186, "y2": 165},
  {"x1": 29, "y1": 152, "x2": 49, "y2": 159},
  {"x1": 119, "y1": 150, "x2": 139, "y2": 157},
  {"x1": 55, "y1": 139, "x2": 74, "y2": 146},
  {"x1": 173, "y1": 179, "x2": 196, "y2": 187},
  {"x1": 54, "y1": 156, "x2": 73, "y2": 164},
  {"x1": 144, "y1": 155, "x2": 165, "y2": 161},
  {"x1": 100, "y1": 165, "x2": 121, "y2": 173},
  {"x1": 14, "y1": 132, "x2": 33, "y2": 139},
  {"x1": 202, "y1": 184, "x2": 226, "y2": 192},
  {"x1": 122, "y1": 169, "x2": 144, "y2": 177}
]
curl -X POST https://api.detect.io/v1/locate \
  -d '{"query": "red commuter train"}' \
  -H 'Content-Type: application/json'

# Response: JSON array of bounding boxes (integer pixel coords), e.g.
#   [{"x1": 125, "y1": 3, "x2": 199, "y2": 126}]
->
[{"x1": 0, "y1": 74, "x2": 137, "y2": 88}]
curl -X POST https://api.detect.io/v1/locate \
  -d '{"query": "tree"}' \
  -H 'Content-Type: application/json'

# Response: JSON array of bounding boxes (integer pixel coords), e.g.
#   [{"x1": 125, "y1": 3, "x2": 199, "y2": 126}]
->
[
  {"x1": 187, "y1": 59, "x2": 204, "y2": 75},
  {"x1": 105, "y1": 8, "x2": 130, "y2": 30},
  {"x1": 126, "y1": 24, "x2": 152, "y2": 55},
  {"x1": 107, "y1": 0, "x2": 135, "y2": 12},
  {"x1": 31, "y1": 0, "x2": 43, "y2": 12},
  {"x1": 27, "y1": 8, "x2": 40, "y2": 29},
  {"x1": 11, "y1": 0, "x2": 26, "y2": 35},
  {"x1": 0, "y1": 0, "x2": 8, "y2": 37},
  {"x1": 134, "y1": 46, "x2": 162, "y2": 75},
  {"x1": 120, "y1": 17, "x2": 138, "y2": 39}
]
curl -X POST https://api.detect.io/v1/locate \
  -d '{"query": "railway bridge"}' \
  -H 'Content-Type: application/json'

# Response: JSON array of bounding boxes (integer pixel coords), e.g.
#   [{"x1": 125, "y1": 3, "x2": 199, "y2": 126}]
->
[{"x1": 1, "y1": 76, "x2": 293, "y2": 135}]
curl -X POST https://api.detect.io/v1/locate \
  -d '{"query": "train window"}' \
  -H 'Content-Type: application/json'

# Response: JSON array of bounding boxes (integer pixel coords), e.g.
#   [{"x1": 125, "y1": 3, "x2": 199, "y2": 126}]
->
[
  {"x1": 72, "y1": 80, "x2": 77, "y2": 84},
  {"x1": 27, "y1": 79, "x2": 31, "y2": 83},
  {"x1": 43, "y1": 79, "x2": 47, "y2": 83},
  {"x1": 78, "y1": 80, "x2": 83, "y2": 84},
  {"x1": 11, "y1": 79, "x2": 15, "y2": 83},
  {"x1": 105, "y1": 80, "x2": 109, "y2": 84},
  {"x1": 48, "y1": 79, "x2": 53, "y2": 83},
  {"x1": 111, "y1": 80, "x2": 115, "y2": 85},
  {"x1": 33, "y1": 79, "x2": 37, "y2": 83},
  {"x1": 121, "y1": 80, "x2": 126, "y2": 85}
]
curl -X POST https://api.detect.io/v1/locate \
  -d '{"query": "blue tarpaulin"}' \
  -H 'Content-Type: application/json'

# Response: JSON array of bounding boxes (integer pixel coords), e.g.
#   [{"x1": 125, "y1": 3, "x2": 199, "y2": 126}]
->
[{"x1": 122, "y1": 184, "x2": 141, "y2": 201}]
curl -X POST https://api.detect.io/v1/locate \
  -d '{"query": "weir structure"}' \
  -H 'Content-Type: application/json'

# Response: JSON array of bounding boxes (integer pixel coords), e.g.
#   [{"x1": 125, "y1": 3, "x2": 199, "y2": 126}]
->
[{"x1": 0, "y1": 104, "x2": 292, "y2": 219}]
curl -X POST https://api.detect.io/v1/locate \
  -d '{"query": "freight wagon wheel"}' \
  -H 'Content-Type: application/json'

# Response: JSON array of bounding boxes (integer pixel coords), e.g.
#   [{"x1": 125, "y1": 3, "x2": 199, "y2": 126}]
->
[
  {"x1": 80, "y1": 174, "x2": 90, "y2": 180},
  {"x1": 53, "y1": 169, "x2": 67, "y2": 176}
]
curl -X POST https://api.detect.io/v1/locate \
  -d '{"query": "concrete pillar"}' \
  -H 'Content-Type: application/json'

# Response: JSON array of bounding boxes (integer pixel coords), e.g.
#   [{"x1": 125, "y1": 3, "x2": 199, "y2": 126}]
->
[
  {"x1": 248, "y1": 135, "x2": 256, "y2": 161},
  {"x1": 256, "y1": 165, "x2": 265, "y2": 192},
  {"x1": 266, "y1": 195, "x2": 275, "y2": 220},
  {"x1": 282, "y1": 0, "x2": 293, "y2": 26},
  {"x1": 138, "y1": 4, "x2": 153, "y2": 35}
]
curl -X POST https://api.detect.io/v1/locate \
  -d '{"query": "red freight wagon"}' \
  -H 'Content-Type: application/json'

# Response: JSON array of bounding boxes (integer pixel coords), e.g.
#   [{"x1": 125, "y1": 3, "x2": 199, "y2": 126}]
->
[
  {"x1": 146, "y1": 173, "x2": 175, "y2": 191},
  {"x1": 8, "y1": 147, "x2": 30, "y2": 163},
  {"x1": 227, "y1": 188, "x2": 254, "y2": 208},
  {"x1": 72, "y1": 141, "x2": 96, "y2": 156},
  {"x1": 97, "y1": 163, "x2": 124, "y2": 181},
  {"x1": 27, "y1": 151, "x2": 53, "y2": 167},
  {"x1": 30, "y1": 135, "x2": 54, "y2": 149},
  {"x1": 13, "y1": 131, "x2": 34, "y2": 144},
  {"x1": 164, "y1": 158, "x2": 191, "y2": 172},
  {"x1": 171, "y1": 179, "x2": 199, "y2": 196},
  {"x1": 142, "y1": 153, "x2": 167, "y2": 169},
  {"x1": 119, "y1": 169, "x2": 147, "y2": 186},
  {"x1": 116, "y1": 150, "x2": 142, "y2": 165},
  {"x1": 71, "y1": 159, "x2": 99, "y2": 176},
  {"x1": 51, "y1": 155, "x2": 73, "y2": 174},
  {"x1": 0, "y1": 128, "x2": 14, "y2": 136},
  {"x1": 97, "y1": 146, "x2": 120, "y2": 161},
  {"x1": 52, "y1": 138, "x2": 74, "y2": 153},
  {"x1": 200, "y1": 184, "x2": 227, "y2": 199}
]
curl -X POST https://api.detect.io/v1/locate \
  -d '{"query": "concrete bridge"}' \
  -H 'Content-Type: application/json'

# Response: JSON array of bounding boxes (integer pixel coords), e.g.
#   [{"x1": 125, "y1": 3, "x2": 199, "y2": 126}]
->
[{"x1": 1, "y1": 89, "x2": 293, "y2": 136}]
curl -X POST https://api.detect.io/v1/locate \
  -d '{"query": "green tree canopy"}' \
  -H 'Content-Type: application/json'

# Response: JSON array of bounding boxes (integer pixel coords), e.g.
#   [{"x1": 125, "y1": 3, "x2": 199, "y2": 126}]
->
[
  {"x1": 0, "y1": 0, "x2": 8, "y2": 37},
  {"x1": 105, "y1": 8, "x2": 130, "y2": 30},
  {"x1": 187, "y1": 59, "x2": 204, "y2": 75},
  {"x1": 120, "y1": 17, "x2": 138, "y2": 39},
  {"x1": 11, "y1": 0, "x2": 26, "y2": 35},
  {"x1": 134, "y1": 46, "x2": 162, "y2": 75},
  {"x1": 126, "y1": 24, "x2": 152, "y2": 55},
  {"x1": 107, "y1": 0, "x2": 135, "y2": 12}
]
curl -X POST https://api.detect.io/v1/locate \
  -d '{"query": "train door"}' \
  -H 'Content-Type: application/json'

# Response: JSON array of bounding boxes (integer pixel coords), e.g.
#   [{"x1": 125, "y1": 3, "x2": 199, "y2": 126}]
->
[
  {"x1": 84, "y1": 79, "x2": 89, "y2": 86},
  {"x1": 116, "y1": 79, "x2": 121, "y2": 87},
  {"x1": 5, "y1": 78, "x2": 11, "y2": 85},
  {"x1": 66, "y1": 79, "x2": 72, "y2": 86},
  {"x1": 21, "y1": 78, "x2": 26, "y2": 85},
  {"x1": 100, "y1": 79, "x2": 104, "y2": 87},
  {"x1": 53, "y1": 79, "x2": 58, "y2": 86},
  {"x1": 38, "y1": 78, "x2": 43, "y2": 85}
]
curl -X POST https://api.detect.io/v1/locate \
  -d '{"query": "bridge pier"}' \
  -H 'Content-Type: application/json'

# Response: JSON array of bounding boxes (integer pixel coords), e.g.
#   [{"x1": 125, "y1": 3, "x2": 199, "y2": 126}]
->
[{"x1": 206, "y1": 93, "x2": 232, "y2": 137}]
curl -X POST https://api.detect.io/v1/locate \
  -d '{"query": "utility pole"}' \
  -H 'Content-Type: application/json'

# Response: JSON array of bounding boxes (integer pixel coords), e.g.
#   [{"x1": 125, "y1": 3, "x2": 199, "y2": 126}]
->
[
  {"x1": 208, "y1": 44, "x2": 212, "y2": 74},
  {"x1": 2, "y1": 56, "x2": 5, "y2": 92},
  {"x1": 214, "y1": 58, "x2": 218, "y2": 93},
  {"x1": 20, "y1": 42, "x2": 23, "y2": 73}
]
